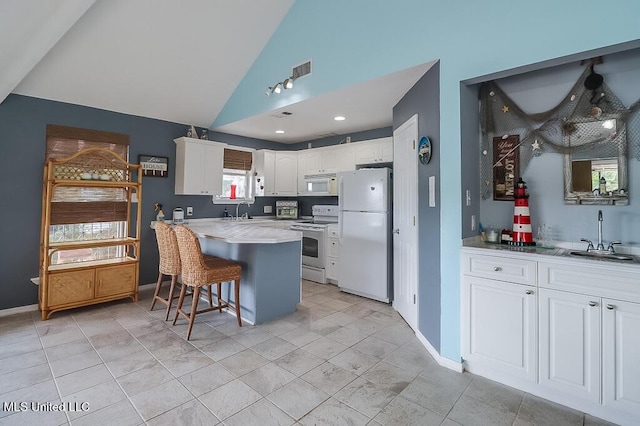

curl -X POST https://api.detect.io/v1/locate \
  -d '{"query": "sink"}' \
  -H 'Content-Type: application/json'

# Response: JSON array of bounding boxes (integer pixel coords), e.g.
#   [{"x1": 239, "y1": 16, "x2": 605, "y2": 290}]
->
[{"x1": 568, "y1": 250, "x2": 636, "y2": 261}]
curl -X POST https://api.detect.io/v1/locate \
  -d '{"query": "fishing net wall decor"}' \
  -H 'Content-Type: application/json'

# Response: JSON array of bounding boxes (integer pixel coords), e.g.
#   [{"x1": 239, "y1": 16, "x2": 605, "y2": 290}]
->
[{"x1": 479, "y1": 64, "x2": 640, "y2": 200}]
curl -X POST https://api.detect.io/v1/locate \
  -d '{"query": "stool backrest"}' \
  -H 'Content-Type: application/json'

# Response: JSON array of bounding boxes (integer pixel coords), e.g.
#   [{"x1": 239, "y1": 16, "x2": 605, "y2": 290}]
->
[
  {"x1": 173, "y1": 225, "x2": 208, "y2": 285},
  {"x1": 154, "y1": 222, "x2": 181, "y2": 275}
]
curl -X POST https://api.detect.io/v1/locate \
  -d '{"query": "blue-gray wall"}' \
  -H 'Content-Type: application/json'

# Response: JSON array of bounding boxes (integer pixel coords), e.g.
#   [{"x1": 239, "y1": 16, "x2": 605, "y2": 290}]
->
[
  {"x1": 478, "y1": 48, "x2": 640, "y2": 245},
  {"x1": 393, "y1": 63, "x2": 441, "y2": 350},
  {"x1": 0, "y1": 94, "x2": 287, "y2": 310},
  {"x1": 0, "y1": 94, "x2": 390, "y2": 310}
]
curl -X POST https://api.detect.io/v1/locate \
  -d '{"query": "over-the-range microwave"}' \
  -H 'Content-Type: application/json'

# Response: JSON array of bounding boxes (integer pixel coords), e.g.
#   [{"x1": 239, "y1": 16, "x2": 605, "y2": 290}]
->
[{"x1": 302, "y1": 172, "x2": 337, "y2": 196}]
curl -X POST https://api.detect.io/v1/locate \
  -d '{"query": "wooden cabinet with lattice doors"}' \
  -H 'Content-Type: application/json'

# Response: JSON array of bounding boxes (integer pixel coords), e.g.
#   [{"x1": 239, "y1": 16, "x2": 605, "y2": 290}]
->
[{"x1": 39, "y1": 145, "x2": 142, "y2": 320}]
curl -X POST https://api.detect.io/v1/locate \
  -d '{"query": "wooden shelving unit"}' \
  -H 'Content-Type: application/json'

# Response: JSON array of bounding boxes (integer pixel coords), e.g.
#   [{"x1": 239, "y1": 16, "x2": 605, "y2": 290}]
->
[{"x1": 39, "y1": 147, "x2": 142, "y2": 320}]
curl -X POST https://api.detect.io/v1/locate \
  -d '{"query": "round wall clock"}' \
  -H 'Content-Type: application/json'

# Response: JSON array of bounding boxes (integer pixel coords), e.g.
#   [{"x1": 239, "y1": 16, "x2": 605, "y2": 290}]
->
[{"x1": 418, "y1": 136, "x2": 432, "y2": 165}]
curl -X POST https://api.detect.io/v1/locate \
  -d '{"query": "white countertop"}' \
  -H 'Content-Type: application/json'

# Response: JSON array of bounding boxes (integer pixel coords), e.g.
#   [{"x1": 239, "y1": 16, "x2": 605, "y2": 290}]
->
[{"x1": 184, "y1": 222, "x2": 302, "y2": 244}]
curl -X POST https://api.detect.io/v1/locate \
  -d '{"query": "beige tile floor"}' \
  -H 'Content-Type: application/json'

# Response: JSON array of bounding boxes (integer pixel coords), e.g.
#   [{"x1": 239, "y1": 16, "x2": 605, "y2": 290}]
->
[{"x1": 0, "y1": 281, "x2": 617, "y2": 426}]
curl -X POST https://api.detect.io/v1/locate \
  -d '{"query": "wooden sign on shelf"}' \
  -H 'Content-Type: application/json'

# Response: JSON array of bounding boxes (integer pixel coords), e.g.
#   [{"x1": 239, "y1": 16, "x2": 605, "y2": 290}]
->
[
  {"x1": 138, "y1": 154, "x2": 169, "y2": 178},
  {"x1": 493, "y1": 135, "x2": 520, "y2": 201}
]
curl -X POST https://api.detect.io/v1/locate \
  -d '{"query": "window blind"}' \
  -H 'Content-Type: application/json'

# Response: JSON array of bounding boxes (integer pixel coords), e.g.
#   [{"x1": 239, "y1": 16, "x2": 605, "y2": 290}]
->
[
  {"x1": 46, "y1": 125, "x2": 130, "y2": 224},
  {"x1": 223, "y1": 148, "x2": 253, "y2": 171}
]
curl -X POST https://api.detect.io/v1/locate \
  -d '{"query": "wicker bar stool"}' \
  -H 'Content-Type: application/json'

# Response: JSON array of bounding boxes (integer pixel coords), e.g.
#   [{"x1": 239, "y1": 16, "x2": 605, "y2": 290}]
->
[
  {"x1": 173, "y1": 225, "x2": 243, "y2": 340},
  {"x1": 150, "y1": 222, "x2": 183, "y2": 320}
]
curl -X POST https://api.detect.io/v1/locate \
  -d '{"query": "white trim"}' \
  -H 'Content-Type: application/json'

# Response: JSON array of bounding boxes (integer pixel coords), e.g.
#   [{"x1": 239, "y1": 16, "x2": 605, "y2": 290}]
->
[
  {"x1": 416, "y1": 330, "x2": 464, "y2": 373},
  {"x1": 0, "y1": 304, "x2": 38, "y2": 318}
]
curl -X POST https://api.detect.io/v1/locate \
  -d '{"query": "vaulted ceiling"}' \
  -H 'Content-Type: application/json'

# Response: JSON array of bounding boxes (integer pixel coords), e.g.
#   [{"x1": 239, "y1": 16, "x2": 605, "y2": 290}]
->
[{"x1": 1, "y1": 0, "x2": 431, "y2": 143}]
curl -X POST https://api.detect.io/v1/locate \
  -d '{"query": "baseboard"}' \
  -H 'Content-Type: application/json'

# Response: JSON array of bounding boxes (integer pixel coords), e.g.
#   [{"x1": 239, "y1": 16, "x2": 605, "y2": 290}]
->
[
  {"x1": 0, "y1": 282, "x2": 159, "y2": 318},
  {"x1": 0, "y1": 304, "x2": 39, "y2": 318},
  {"x1": 416, "y1": 330, "x2": 464, "y2": 373}
]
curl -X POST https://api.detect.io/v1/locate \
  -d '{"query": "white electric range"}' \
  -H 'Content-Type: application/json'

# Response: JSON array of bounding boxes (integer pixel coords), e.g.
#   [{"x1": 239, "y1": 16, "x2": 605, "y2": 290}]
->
[{"x1": 289, "y1": 205, "x2": 338, "y2": 284}]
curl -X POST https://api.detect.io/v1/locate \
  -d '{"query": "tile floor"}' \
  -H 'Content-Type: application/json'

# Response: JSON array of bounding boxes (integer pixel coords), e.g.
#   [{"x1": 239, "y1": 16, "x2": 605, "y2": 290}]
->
[{"x1": 0, "y1": 281, "x2": 617, "y2": 426}]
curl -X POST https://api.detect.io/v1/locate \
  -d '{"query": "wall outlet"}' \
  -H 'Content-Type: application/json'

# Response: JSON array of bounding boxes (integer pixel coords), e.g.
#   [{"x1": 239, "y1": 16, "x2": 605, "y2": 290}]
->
[
  {"x1": 186, "y1": 206, "x2": 193, "y2": 216},
  {"x1": 471, "y1": 214, "x2": 476, "y2": 231},
  {"x1": 264, "y1": 205, "x2": 272, "y2": 214}
]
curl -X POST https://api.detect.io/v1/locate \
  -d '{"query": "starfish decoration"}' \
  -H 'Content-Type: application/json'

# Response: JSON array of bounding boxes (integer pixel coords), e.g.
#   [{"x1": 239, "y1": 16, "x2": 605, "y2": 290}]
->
[
  {"x1": 485, "y1": 180, "x2": 491, "y2": 186},
  {"x1": 502, "y1": 105, "x2": 509, "y2": 113},
  {"x1": 532, "y1": 140, "x2": 540, "y2": 150}
]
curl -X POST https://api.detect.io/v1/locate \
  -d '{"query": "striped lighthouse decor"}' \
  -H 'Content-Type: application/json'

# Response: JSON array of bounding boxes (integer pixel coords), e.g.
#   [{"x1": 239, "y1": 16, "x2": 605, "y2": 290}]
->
[{"x1": 511, "y1": 177, "x2": 536, "y2": 246}]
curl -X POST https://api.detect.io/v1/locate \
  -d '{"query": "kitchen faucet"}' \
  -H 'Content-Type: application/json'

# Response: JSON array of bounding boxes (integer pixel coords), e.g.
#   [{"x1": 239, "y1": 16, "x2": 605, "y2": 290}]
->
[
  {"x1": 235, "y1": 200, "x2": 251, "y2": 220},
  {"x1": 580, "y1": 210, "x2": 621, "y2": 253}
]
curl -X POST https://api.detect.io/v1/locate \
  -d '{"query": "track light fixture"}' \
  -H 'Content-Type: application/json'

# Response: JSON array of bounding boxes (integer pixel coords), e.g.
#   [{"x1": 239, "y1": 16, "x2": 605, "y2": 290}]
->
[{"x1": 264, "y1": 76, "x2": 295, "y2": 96}]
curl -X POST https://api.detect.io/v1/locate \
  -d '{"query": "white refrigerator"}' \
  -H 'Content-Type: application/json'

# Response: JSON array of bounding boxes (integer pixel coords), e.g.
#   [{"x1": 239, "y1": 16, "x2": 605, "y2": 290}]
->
[{"x1": 338, "y1": 168, "x2": 392, "y2": 303}]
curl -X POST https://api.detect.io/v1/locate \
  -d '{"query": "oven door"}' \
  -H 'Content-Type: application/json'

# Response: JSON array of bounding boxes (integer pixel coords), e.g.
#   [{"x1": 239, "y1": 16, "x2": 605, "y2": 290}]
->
[{"x1": 290, "y1": 225, "x2": 325, "y2": 268}]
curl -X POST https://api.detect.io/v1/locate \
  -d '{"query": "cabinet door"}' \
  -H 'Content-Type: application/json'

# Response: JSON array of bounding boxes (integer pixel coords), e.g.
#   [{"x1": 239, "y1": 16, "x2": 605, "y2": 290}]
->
[
  {"x1": 274, "y1": 152, "x2": 297, "y2": 196},
  {"x1": 379, "y1": 138, "x2": 394, "y2": 162},
  {"x1": 175, "y1": 138, "x2": 225, "y2": 195},
  {"x1": 539, "y1": 288, "x2": 601, "y2": 403},
  {"x1": 603, "y1": 299, "x2": 640, "y2": 417},
  {"x1": 462, "y1": 276, "x2": 537, "y2": 383},
  {"x1": 48, "y1": 269, "x2": 94, "y2": 306},
  {"x1": 297, "y1": 151, "x2": 309, "y2": 194},
  {"x1": 325, "y1": 145, "x2": 356, "y2": 173},
  {"x1": 95, "y1": 264, "x2": 136, "y2": 298},
  {"x1": 327, "y1": 258, "x2": 339, "y2": 281},
  {"x1": 178, "y1": 141, "x2": 206, "y2": 194},
  {"x1": 354, "y1": 141, "x2": 380, "y2": 165},
  {"x1": 327, "y1": 237, "x2": 340, "y2": 258},
  {"x1": 203, "y1": 144, "x2": 224, "y2": 196}
]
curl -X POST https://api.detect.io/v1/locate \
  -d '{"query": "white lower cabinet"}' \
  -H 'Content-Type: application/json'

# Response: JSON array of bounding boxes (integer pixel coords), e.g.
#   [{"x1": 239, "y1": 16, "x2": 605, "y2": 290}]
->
[
  {"x1": 462, "y1": 248, "x2": 640, "y2": 425},
  {"x1": 538, "y1": 288, "x2": 600, "y2": 403},
  {"x1": 603, "y1": 299, "x2": 640, "y2": 417},
  {"x1": 462, "y1": 275, "x2": 537, "y2": 384},
  {"x1": 326, "y1": 224, "x2": 339, "y2": 283}
]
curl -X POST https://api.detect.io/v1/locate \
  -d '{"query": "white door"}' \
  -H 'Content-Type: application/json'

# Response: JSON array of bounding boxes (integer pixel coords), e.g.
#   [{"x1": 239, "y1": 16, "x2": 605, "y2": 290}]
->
[
  {"x1": 462, "y1": 276, "x2": 537, "y2": 382},
  {"x1": 539, "y1": 288, "x2": 601, "y2": 403},
  {"x1": 603, "y1": 299, "x2": 640, "y2": 417},
  {"x1": 392, "y1": 114, "x2": 418, "y2": 330}
]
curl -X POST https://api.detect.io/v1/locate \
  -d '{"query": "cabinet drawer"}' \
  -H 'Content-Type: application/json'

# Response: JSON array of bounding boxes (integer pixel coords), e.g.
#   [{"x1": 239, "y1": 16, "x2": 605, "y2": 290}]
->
[
  {"x1": 327, "y1": 258, "x2": 339, "y2": 280},
  {"x1": 95, "y1": 264, "x2": 136, "y2": 298},
  {"x1": 328, "y1": 238, "x2": 340, "y2": 258},
  {"x1": 539, "y1": 261, "x2": 640, "y2": 302},
  {"x1": 462, "y1": 253, "x2": 536, "y2": 285},
  {"x1": 48, "y1": 269, "x2": 94, "y2": 306}
]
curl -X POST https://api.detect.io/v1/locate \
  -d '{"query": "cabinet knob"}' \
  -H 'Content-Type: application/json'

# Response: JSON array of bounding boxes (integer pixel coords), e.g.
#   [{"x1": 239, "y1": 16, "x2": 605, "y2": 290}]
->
[
  {"x1": 525, "y1": 290, "x2": 533, "y2": 295},
  {"x1": 606, "y1": 304, "x2": 615, "y2": 310},
  {"x1": 493, "y1": 266, "x2": 502, "y2": 272},
  {"x1": 589, "y1": 301, "x2": 598, "y2": 307}
]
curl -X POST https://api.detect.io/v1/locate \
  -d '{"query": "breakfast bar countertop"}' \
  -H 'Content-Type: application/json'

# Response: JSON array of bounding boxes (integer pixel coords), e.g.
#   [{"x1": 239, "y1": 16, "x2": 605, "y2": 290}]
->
[{"x1": 188, "y1": 222, "x2": 302, "y2": 244}]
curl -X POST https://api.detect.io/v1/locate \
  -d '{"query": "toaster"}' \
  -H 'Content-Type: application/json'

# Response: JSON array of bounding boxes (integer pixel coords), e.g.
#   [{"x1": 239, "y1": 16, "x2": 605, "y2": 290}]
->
[{"x1": 172, "y1": 208, "x2": 185, "y2": 224}]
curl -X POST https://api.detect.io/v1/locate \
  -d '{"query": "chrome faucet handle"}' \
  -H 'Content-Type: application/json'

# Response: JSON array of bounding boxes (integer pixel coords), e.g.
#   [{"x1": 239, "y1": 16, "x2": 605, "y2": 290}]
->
[
  {"x1": 580, "y1": 238, "x2": 594, "y2": 251},
  {"x1": 607, "y1": 241, "x2": 621, "y2": 253}
]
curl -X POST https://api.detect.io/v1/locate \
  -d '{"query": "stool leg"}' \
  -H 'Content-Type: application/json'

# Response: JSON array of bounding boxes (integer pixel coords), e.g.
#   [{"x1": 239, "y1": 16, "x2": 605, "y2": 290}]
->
[
  {"x1": 217, "y1": 282, "x2": 223, "y2": 313},
  {"x1": 187, "y1": 286, "x2": 201, "y2": 340},
  {"x1": 164, "y1": 275, "x2": 178, "y2": 321},
  {"x1": 150, "y1": 273, "x2": 164, "y2": 311},
  {"x1": 173, "y1": 283, "x2": 188, "y2": 325},
  {"x1": 207, "y1": 285, "x2": 213, "y2": 308},
  {"x1": 234, "y1": 279, "x2": 242, "y2": 327}
]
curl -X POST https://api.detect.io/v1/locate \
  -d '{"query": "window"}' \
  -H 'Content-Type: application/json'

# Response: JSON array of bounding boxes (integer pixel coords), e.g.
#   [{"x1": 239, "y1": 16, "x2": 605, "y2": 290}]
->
[
  {"x1": 49, "y1": 221, "x2": 127, "y2": 265},
  {"x1": 214, "y1": 148, "x2": 255, "y2": 204}
]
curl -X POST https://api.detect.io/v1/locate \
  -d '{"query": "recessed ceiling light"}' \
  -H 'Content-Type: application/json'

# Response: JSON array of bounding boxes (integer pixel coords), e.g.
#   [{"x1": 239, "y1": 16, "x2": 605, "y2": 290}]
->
[
  {"x1": 334, "y1": 116, "x2": 346, "y2": 121},
  {"x1": 275, "y1": 130, "x2": 285, "y2": 134}
]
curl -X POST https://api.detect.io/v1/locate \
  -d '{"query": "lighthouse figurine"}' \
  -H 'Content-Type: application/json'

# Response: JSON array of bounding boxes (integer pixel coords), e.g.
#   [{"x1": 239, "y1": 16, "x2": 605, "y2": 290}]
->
[{"x1": 511, "y1": 177, "x2": 536, "y2": 246}]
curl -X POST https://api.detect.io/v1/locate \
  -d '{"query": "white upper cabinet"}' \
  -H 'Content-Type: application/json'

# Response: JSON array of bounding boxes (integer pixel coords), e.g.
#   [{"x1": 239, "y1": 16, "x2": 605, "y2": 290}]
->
[
  {"x1": 297, "y1": 144, "x2": 356, "y2": 194},
  {"x1": 174, "y1": 137, "x2": 225, "y2": 195},
  {"x1": 255, "y1": 150, "x2": 297, "y2": 196},
  {"x1": 354, "y1": 137, "x2": 393, "y2": 165}
]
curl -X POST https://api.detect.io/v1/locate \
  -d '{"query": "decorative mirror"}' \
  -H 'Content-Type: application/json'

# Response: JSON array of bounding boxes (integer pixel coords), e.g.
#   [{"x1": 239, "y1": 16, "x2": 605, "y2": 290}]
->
[{"x1": 563, "y1": 115, "x2": 628, "y2": 205}]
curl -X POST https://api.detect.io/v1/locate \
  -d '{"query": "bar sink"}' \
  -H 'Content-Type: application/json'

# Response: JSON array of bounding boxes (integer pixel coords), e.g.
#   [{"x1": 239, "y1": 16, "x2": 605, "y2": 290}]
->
[{"x1": 568, "y1": 250, "x2": 636, "y2": 261}]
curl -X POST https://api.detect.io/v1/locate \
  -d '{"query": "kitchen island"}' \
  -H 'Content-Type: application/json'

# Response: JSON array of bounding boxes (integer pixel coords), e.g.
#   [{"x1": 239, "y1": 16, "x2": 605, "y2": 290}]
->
[{"x1": 186, "y1": 222, "x2": 302, "y2": 324}]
